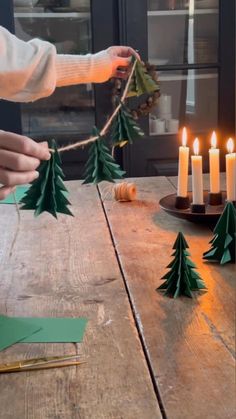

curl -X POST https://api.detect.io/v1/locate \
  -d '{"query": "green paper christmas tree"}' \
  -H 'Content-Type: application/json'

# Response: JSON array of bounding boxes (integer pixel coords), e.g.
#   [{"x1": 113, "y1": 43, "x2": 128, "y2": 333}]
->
[
  {"x1": 83, "y1": 127, "x2": 126, "y2": 184},
  {"x1": 111, "y1": 102, "x2": 145, "y2": 147},
  {"x1": 127, "y1": 58, "x2": 160, "y2": 98},
  {"x1": 157, "y1": 232, "x2": 206, "y2": 298},
  {"x1": 203, "y1": 202, "x2": 236, "y2": 264},
  {"x1": 20, "y1": 139, "x2": 73, "y2": 218}
]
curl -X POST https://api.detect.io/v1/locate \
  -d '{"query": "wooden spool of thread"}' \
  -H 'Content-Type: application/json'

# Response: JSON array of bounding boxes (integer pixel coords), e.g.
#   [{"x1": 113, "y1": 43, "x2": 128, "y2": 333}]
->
[{"x1": 113, "y1": 182, "x2": 137, "y2": 202}]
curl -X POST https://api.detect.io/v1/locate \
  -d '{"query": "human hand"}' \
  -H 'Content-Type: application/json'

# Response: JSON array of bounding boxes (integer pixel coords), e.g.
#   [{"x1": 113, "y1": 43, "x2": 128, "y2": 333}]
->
[
  {"x1": 106, "y1": 46, "x2": 140, "y2": 79},
  {"x1": 0, "y1": 131, "x2": 51, "y2": 200}
]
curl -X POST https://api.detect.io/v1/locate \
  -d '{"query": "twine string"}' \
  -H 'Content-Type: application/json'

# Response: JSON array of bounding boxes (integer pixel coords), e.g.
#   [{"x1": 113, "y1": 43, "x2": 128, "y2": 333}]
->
[
  {"x1": 56, "y1": 59, "x2": 137, "y2": 154},
  {"x1": 101, "y1": 182, "x2": 137, "y2": 203},
  {"x1": 9, "y1": 191, "x2": 21, "y2": 257}
]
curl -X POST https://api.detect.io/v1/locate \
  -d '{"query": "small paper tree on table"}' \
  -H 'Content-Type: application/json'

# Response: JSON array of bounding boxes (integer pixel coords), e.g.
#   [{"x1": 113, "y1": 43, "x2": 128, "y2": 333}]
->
[
  {"x1": 157, "y1": 232, "x2": 206, "y2": 298},
  {"x1": 203, "y1": 201, "x2": 236, "y2": 264},
  {"x1": 20, "y1": 139, "x2": 73, "y2": 218},
  {"x1": 111, "y1": 102, "x2": 145, "y2": 147},
  {"x1": 127, "y1": 59, "x2": 160, "y2": 97},
  {"x1": 83, "y1": 127, "x2": 126, "y2": 184}
]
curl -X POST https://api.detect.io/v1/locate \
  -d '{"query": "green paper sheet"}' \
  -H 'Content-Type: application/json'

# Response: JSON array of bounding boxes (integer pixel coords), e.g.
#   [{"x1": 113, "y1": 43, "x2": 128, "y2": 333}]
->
[
  {"x1": 0, "y1": 185, "x2": 29, "y2": 204},
  {"x1": 17, "y1": 317, "x2": 88, "y2": 343},
  {"x1": 0, "y1": 315, "x2": 41, "y2": 352}
]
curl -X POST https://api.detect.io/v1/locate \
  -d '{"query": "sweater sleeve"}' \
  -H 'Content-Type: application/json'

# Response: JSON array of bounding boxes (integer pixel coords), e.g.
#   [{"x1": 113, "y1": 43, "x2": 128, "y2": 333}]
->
[{"x1": 0, "y1": 26, "x2": 113, "y2": 103}]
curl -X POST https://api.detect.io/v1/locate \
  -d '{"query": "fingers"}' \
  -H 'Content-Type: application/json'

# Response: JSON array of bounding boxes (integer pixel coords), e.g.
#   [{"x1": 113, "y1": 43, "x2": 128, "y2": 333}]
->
[
  {"x1": 0, "y1": 149, "x2": 40, "y2": 172},
  {"x1": 0, "y1": 185, "x2": 15, "y2": 201},
  {"x1": 114, "y1": 70, "x2": 129, "y2": 79},
  {"x1": 118, "y1": 46, "x2": 140, "y2": 61},
  {"x1": 108, "y1": 46, "x2": 140, "y2": 61},
  {"x1": 114, "y1": 56, "x2": 132, "y2": 68},
  {"x1": 0, "y1": 168, "x2": 39, "y2": 187},
  {"x1": 0, "y1": 131, "x2": 51, "y2": 161}
]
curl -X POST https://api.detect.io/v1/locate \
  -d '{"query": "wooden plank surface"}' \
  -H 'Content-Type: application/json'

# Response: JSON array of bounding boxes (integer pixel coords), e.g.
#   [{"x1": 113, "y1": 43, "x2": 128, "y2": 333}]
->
[
  {"x1": 0, "y1": 181, "x2": 162, "y2": 419},
  {"x1": 100, "y1": 176, "x2": 235, "y2": 419}
]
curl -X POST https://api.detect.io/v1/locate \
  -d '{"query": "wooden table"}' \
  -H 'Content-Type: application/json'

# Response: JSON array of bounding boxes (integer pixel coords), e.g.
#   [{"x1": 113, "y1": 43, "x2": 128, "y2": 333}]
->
[{"x1": 0, "y1": 176, "x2": 235, "y2": 419}]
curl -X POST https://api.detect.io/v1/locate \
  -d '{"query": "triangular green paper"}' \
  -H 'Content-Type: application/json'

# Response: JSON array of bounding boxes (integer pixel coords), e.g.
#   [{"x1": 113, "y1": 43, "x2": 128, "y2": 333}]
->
[
  {"x1": 83, "y1": 127, "x2": 126, "y2": 184},
  {"x1": 203, "y1": 202, "x2": 236, "y2": 264},
  {"x1": 157, "y1": 232, "x2": 207, "y2": 298},
  {"x1": 127, "y1": 59, "x2": 160, "y2": 98},
  {"x1": 111, "y1": 102, "x2": 144, "y2": 147},
  {"x1": 20, "y1": 139, "x2": 73, "y2": 218}
]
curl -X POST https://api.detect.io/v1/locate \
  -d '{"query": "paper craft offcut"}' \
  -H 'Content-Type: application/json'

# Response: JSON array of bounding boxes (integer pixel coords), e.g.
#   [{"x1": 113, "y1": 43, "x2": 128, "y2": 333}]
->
[
  {"x1": 203, "y1": 202, "x2": 236, "y2": 264},
  {"x1": 157, "y1": 232, "x2": 206, "y2": 298},
  {"x1": 127, "y1": 58, "x2": 160, "y2": 98},
  {"x1": 21, "y1": 139, "x2": 73, "y2": 218},
  {"x1": 83, "y1": 127, "x2": 126, "y2": 184},
  {"x1": 111, "y1": 102, "x2": 145, "y2": 147}
]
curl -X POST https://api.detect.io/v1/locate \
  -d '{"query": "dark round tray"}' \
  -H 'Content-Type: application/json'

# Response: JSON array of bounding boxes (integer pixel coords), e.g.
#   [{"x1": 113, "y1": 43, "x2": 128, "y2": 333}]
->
[{"x1": 159, "y1": 191, "x2": 226, "y2": 224}]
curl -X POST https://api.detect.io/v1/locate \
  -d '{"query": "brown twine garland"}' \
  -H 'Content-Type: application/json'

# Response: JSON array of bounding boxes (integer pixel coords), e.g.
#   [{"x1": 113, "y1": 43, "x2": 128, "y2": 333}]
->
[
  {"x1": 51, "y1": 59, "x2": 138, "y2": 154},
  {"x1": 9, "y1": 191, "x2": 21, "y2": 257}
]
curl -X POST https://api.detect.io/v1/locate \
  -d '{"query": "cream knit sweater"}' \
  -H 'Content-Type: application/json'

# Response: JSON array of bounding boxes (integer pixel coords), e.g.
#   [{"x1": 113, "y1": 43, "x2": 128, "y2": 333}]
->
[{"x1": 0, "y1": 26, "x2": 113, "y2": 103}]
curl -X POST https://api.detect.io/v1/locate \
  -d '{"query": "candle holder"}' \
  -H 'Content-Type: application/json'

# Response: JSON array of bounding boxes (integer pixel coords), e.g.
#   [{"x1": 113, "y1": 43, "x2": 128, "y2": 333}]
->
[
  {"x1": 159, "y1": 191, "x2": 227, "y2": 225},
  {"x1": 190, "y1": 203, "x2": 206, "y2": 214},
  {"x1": 208, "y1": 192, "x2": 223, "y2": 206},
  {"x1": 175, "y1": 196, "x2": 190, "y2": 209}
]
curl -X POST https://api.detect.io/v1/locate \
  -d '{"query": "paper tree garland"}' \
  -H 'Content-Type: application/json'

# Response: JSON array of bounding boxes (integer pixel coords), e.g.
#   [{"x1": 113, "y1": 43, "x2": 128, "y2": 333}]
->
[
  {"x1": 21, "y1": 140, "x2": 73, "y2": 218},
  {"x1": 15, "y1": 58, "x2": 160, "y2": 219},
  {"x1": 127, "y1": 59, "x2": 160, "y2": 98},
  {"x1": 83, "y1": 127, "x2": 126, "y2": 184},
  {"x1": 157, "y1": 232, "x2": 206, "y2": 298},
  {"x1": 203, "y1": 202, "x2": 236, "y2": 264},
  {"x1": 111, "y1": 102, "x2": 145, "y2": 147}
]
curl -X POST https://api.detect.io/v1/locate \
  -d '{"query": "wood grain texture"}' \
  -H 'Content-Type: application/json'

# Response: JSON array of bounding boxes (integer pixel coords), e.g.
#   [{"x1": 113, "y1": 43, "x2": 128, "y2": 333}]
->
[
  {"x1": 99, "y1": 176, "x2": 235, "y2": 419},
  {"x1": 0, "y1": 181, "x2": 161, "y2": 419}
]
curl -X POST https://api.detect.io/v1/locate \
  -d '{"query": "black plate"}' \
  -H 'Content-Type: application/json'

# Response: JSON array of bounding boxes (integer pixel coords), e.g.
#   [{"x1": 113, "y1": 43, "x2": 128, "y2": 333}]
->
[{"x1": 159, "y1": 191, "x2": 226, "y2": 224}]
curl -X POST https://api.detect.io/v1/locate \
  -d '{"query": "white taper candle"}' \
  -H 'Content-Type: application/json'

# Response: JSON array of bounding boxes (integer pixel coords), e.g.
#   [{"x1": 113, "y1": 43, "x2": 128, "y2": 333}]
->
[
  {"x1": 191, "y1": 138, "x2": 204, "y2": 205},
  {"x1": 177, "y1": 127, "x2": 189, "y2": 197},
  {"x1": 226, "y1": 138, "x2": 236, "y2": 201},
  {"x1": 209, "y1": 131, "x2": 220, "y2": 194}
]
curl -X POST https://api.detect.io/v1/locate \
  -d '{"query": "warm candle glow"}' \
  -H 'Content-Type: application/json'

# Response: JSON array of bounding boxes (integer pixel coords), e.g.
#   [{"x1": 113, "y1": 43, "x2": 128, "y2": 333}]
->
[
  {"x1": 211, "y1": 131, "x2": 217, "y2": 148},
  {"x1": 227, "y1": 138, "x2": 234, "y2": 154},
  {"x1": 193, "y1": 138, "x2": 199, "y2": 156},
  {"x1": 182, "y1": 127, "x2": 187, "y2": 147}
]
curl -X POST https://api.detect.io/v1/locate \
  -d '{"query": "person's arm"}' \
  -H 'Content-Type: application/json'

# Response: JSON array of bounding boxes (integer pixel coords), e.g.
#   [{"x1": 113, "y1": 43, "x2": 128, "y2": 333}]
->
[{"x1": 0, "y1": 26, "x2": 138, "y2": 103}]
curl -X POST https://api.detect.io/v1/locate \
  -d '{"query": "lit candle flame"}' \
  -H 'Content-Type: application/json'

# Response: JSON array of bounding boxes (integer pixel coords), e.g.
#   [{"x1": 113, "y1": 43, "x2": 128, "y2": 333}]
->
[
  {"x1": 182, "y1": 127, "x2": 187, "y2": 147},
  {"x1": 211, "y1": 131, "x2": 217, "y2": 148},
  {"x1": 227, "y1": 138, "x2": 234, "y2": 154},
  {"x1": 193, "y1": 138, "x2": 199, "y2": 156}
]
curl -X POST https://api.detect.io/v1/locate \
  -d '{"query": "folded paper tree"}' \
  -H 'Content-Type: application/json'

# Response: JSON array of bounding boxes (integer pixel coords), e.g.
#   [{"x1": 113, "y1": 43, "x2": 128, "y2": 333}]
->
[
  {"x1": 83, "y1": 127, "x2": 126, "y2": 184},
  {"x1": 203, "y1": 201, "x2": 236, "y2": 264},
  {"x1": 127, "y1": 58, "x2": 160, "y2": 98},
  {"x1": 20, "y1": 139, "x2": 73, "y2": 218},
  {"x1": 111, "y1": 102, "x2": 144, "y2": 147},
  {"x1": 157, "y1": 232, "x2": 206, "y2": 298}
]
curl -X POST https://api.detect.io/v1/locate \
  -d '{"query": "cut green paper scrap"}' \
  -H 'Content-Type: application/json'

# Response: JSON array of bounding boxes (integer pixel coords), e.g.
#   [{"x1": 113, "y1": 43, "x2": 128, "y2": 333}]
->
[
  {"x1": 83, "y1": 127, "x2": 126, "y2": 185},
  {"x1": 157, "y1": 232, "x2": 207, "y2": 299},
  {"x1": 0, "y1": 315, "x2": 42, "y2": 352},
  {"x1": 0, "y1": 185, "x2": 29, "y2": 204},
  {"x1": 20, "y1": 139, "x2": 73, "y2": 218},
  {"x1": 203, "y1": 201, "x2": 236, "y2": 264},
  {"x1": 16, "y1": 317, "x2": 88, "y2": 343},
  {"x1": 111, "y1": 102, "x2": 145, "y2": 148},
  {"x1": 127, "y1": 58, "x2": 160, "y2": 98}
]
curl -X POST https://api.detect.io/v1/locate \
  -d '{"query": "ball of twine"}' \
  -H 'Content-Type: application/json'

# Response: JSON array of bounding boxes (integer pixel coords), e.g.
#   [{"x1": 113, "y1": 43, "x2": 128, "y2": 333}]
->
[{"x1": 113, "y1": 182, "x2": 137, "y2": 202}]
